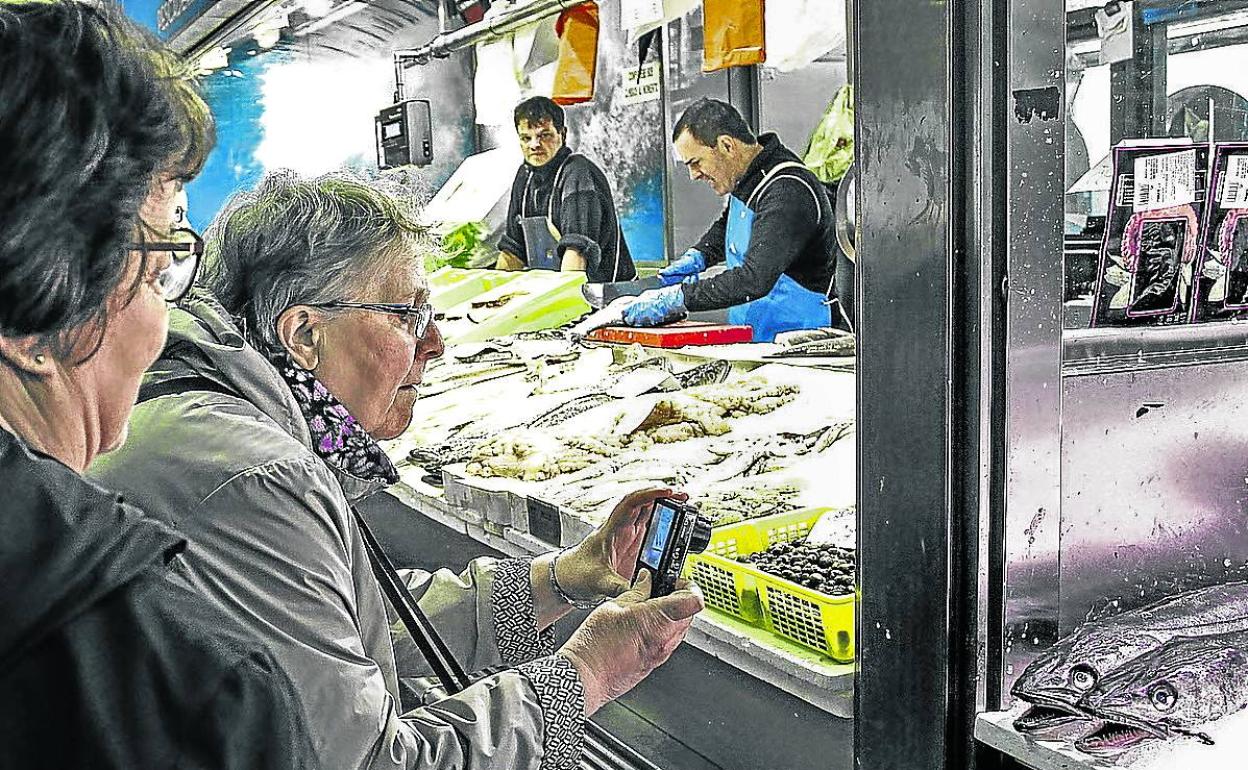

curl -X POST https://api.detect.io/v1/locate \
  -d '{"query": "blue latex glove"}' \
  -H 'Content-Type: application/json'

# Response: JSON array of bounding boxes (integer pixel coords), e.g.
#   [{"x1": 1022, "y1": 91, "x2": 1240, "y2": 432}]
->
[
  {"x1": 623, "y1": 285, "x2": 687, "y2": 327},
  {"x1": 658, "y1": 249, "x2": 706, "y2": 286}
]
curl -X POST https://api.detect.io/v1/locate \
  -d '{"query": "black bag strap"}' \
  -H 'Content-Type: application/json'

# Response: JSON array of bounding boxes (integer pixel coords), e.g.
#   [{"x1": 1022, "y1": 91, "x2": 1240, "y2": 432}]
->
[
  {"x1": 350, "y1": 505, "x2": 472, "y2": 694},
  {"x1": 137, "y1": 375, "x2": 236, "y2": 403},
  {"x1": 136, "y1": 378, "x2": 472, "y2": 694}
]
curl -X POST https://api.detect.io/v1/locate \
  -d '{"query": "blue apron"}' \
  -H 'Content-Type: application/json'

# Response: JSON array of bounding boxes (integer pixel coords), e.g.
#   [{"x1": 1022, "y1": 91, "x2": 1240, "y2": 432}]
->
[{"x1": 725, "y1": 162, "x2": 832, "y2": 342}]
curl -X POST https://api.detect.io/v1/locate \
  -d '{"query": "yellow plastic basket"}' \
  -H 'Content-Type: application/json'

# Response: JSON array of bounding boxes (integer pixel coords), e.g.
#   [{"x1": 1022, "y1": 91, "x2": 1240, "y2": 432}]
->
[
  {"x1": 755, "y1": 570, "x2": 855, "y2": 662},
  {"x1": 685, "y1": 508, "x2": 837, "y2": 628}
]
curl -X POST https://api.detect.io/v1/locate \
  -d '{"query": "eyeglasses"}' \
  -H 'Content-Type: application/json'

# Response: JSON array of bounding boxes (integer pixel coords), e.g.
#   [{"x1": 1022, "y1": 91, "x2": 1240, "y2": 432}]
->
[
  {"x1": 128, "y1": 227, "x2": 204, "y2": 303},
  {"x1": 309, "y1": 300, "x2": 435, "y2": 339}
]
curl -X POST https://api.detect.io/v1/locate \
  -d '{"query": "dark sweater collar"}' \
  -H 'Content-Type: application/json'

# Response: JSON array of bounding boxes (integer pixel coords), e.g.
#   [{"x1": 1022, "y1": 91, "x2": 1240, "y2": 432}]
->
[{"x1": 732, "y1": 133, "x2": 801, "y2": 199}]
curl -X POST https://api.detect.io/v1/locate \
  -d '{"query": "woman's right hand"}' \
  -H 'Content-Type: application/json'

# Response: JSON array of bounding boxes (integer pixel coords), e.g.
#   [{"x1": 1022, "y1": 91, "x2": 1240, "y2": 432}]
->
[{"x1": 556, "y1": 572, "x2": 704, "y2": 715}]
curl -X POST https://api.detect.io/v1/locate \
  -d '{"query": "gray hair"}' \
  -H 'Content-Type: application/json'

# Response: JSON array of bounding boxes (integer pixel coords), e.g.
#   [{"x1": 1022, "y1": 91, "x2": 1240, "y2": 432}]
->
[{"x1": 200, "y1": 170, "x2": 435, "y2": 354}]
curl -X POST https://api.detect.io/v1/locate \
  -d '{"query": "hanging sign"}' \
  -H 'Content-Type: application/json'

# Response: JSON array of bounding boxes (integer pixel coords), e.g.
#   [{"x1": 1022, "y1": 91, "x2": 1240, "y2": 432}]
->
[{"x1": 620, "y1": 62, "x2": 661, "y2": 106}]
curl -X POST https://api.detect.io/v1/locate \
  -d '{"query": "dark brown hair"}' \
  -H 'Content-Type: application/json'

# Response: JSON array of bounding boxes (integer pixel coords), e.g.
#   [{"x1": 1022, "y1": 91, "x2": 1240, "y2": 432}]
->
[
  {"x1": 0, "y1": 0, "x2": 215, "y2": 359},
  {"x1": 672, "y1": 98, "x2": 756, "y2": 147}
]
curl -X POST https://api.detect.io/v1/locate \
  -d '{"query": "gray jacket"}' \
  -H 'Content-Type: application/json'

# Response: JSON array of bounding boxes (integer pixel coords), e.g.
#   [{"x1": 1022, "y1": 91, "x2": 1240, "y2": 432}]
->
[{"x1": 90, "y1": 294, "x2": 584, "y2": 770}]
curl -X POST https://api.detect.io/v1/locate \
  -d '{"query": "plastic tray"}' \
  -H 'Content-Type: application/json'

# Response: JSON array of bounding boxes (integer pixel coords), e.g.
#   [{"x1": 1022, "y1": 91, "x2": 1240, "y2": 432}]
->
[
  {"x1": 440, "y1": 271, "x2": 590, "y2": 343},
  {"x1": 429, "y1": 268, "x2": 522, "y2": 312},
  {"x1": 685, "y1": 508, "x2": 831, "y2": 628}
]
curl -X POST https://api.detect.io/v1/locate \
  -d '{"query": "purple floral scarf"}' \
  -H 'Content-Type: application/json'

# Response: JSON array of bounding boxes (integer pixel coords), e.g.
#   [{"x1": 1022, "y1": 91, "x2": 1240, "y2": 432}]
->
[{"x1": 271, "y1": 354, "x2": 400, "y2": 485}]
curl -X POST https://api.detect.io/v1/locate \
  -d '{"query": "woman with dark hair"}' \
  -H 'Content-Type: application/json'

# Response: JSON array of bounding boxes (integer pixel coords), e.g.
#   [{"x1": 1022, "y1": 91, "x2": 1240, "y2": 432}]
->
[
  {"x1": 0, "y1": 2, "x2": 316, "y2": 766},
  {"x1": 92, "y1": 170, "x2": 703, "y2": 769}
]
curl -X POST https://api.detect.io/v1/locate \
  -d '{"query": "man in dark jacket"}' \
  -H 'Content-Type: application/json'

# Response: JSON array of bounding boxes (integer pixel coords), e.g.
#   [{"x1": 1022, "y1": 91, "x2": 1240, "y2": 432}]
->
[
  {"x1": 496, "y1": 96, "x2": 637, "y2": 283},
  {"x1": 624, "y1": 98, "x2": 849, "y2": 341}
]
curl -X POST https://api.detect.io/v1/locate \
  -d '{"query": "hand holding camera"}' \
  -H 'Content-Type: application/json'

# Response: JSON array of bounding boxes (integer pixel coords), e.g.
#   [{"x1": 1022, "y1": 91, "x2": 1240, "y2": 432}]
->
[
  {"x1": 555, "y1": 488, "x2": 691, "y2": 604},
  {"x1": 557, "y1": 571, "x2": 704, "y2": 716}
]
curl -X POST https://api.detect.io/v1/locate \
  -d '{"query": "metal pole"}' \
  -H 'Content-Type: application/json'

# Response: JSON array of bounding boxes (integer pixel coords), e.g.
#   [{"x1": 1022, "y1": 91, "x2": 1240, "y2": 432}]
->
[
  {"x1": 395, "y1": 0, "x2": 585, "y2": 64},
  {"x1": 394, "y1": 52, "x2": 405, "y2": 103}
]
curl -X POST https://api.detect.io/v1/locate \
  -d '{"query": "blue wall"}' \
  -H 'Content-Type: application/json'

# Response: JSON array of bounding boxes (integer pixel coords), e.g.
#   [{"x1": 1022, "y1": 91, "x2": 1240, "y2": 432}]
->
[
  {"x1": 121, "y1": 0, "x2": 271, "y2": 232},
  {"x1": 182, "y1": 46, "x2": 276, "y2": 232},
  {"x1": 121, "y1": 0, "x2": 159, "y2": 29}
]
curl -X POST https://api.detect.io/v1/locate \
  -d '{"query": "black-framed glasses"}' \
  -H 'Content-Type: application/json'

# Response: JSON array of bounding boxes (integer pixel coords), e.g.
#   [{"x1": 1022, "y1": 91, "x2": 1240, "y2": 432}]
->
[
  {"x1": 128, "y1": 227, "x2": 204, "y2": 303},
  {"x1": 310, "y1": 300, "x2": 435, "y2": 339}
]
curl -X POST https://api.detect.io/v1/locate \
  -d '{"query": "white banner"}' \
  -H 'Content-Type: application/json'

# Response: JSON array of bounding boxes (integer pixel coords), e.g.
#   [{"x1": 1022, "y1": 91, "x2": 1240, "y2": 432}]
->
[{"x1": 620, "y1": 0, "x2": 663, "y2": 31}]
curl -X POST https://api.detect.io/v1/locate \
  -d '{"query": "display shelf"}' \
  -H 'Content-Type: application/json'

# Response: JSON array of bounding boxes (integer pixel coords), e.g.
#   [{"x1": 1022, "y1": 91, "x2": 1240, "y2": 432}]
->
[
  {"x1": 977, "y1": 709, "x2": 1248, "y2": 770},
  {"x1": 387, "y1": 473, "x2": 855, "y2": 718},
  {"x1": 975, "y1": 712, "x2": 1111, "y2": 770}
]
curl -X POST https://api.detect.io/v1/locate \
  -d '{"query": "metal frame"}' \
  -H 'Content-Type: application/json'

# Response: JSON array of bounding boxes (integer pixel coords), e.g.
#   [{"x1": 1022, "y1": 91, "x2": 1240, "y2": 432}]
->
[
  {"x1": 998, "y1": 0, "x2": 1067, "y2": 711},
  {"x1": 396, "y1": 0, "x2": 586, "y2": 64},
  {"x1": 726, "y1": 66, "x2": 760, "y2": 134},
  {"x1": 852, "y1": 0, "x2": 997, "y2": 765},
  {"x1": 854, "y1": 0, "x2": 1071, "y2": 760}
]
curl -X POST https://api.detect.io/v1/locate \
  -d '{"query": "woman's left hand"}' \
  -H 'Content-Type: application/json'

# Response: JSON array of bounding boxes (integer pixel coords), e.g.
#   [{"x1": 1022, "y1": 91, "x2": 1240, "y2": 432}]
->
[{"x1": 556, "y1": 487, "x2": 687, "y2": 603}]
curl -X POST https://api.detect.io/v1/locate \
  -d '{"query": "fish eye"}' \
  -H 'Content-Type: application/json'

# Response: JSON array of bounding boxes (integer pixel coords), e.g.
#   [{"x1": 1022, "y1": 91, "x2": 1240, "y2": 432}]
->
[
  {"x1": 1149, "y1": 682, "x2": 1178, "y2": 712},
  {"x1": 1069, "y1": 664, "x2": 1097, "y2": 692}
]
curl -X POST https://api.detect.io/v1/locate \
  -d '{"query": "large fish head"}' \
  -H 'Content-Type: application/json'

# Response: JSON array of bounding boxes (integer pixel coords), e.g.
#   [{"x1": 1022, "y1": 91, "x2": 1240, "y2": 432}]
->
[
  {"x1": 1075, "y1": 636, "x2": 1248, "y2": 756},
  {"x1": 1011, "y1": 628, "x2": 1161, "y2": 733}
]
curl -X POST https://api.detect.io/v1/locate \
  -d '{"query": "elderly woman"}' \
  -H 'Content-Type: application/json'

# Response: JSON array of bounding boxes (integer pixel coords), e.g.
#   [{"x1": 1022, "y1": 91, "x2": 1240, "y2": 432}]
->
[
  {"x1": 91, "y1": 171, "x2": 703, "y2": 770},
  {"x1": 0, "y1": 2, "x2": 315, "y2": 767}
]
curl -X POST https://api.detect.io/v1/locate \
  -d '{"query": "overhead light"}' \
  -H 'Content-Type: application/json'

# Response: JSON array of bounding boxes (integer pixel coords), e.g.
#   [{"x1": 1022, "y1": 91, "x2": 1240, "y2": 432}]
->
[
  {"x1": 1168, "y1": 8, "x2": 1248, "y2": 38},
  {"x1": 255, "y1": 27, "x2": 282, "y2": 48},
  {"x1": 196, "y1": 46, "x2": 230, "y2": 72},
  {"x1": 302, "y1": 0, "x2": 332, "y2": 18}
]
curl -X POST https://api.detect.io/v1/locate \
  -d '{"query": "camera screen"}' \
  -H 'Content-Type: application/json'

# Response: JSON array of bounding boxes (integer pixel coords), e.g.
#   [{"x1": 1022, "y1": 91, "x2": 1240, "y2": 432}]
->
[{"x1": 640, "y1": 502, "x2": 678, "y2": 569}]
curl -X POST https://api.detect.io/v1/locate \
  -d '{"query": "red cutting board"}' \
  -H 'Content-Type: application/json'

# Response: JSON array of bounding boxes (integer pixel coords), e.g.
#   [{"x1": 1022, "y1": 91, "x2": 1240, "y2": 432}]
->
[{"x1": 586, "y1": 322, "x2": 753, "y2": 347}]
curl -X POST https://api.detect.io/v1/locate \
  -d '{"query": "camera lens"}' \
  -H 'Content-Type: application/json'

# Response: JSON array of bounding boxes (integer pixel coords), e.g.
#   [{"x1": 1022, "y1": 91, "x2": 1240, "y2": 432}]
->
[{"x1": 689, "y1": 515, "x2": 712, "y2": 555}]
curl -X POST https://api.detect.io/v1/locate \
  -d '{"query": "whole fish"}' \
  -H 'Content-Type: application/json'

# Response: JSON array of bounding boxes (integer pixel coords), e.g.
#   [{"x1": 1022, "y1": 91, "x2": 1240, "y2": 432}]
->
[
  {"x1": 407, "y1": 434, "x2": 484, "y2": 472},
  {"x1": 526, "y1": 393, "x2": 616, "y2": 429},
  {"x1": 764, "y1": 332, "x2": 856, "y2": 359},
  {"x1": 1011, "y1": 582, "x2": 1248, "y2": 734},
  {"x1": 452, "y1": 349, "x2": 516, "y2": 365},
  {"x1": 673, "y1": 359, "x2": 732, "y2": 389},
  {"x1": 1073, "y1": 629, "x2": 1248, "y2": 755}
]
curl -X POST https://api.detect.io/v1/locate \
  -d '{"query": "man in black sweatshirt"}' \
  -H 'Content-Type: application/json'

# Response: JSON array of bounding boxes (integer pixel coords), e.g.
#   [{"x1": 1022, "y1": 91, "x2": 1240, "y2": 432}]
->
[
  {"x1": 624, "y1": 98, "x2": 848, "y2": 341},
  {"x1": 496, "y1": 96, "x2": 636, "y2": 283}
]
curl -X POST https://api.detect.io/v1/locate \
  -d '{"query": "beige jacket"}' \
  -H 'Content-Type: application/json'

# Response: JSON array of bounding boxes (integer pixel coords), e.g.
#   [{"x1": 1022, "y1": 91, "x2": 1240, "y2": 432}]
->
[{"x1": 91, "y1": 293, "x2": 584, "y2": 770}]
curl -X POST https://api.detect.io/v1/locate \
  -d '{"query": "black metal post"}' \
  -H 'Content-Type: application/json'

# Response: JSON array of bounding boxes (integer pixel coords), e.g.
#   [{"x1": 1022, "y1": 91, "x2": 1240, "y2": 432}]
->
[
  {"x1": 1109, "y1": 6, "x2": 1168, "y2": 143},
  {"x1": 727, "y1": 65, "x2": 760, "y2": 135},
  {"x1": 853, "y1": 0, "x2": 996, "y2": 765}
]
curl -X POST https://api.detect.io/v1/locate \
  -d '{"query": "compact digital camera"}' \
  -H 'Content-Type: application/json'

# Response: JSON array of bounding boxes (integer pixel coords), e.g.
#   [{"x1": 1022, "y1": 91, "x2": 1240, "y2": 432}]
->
[{"x1": 633, "y1": 498, "x2": 712, "y2": 597}]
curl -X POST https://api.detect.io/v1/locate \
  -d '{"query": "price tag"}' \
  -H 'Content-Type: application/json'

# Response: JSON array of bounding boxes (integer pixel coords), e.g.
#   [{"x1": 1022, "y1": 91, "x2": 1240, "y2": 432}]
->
[
  {"x1": 621, "y1": 0, "x2": 663, "y2": 31},
  {"x1": 1219, "y1": 155, "x2": 1248, "y2": 209},
  {"x1": 1133, "y1": 149, "x2": 1197, "y2": 212}
]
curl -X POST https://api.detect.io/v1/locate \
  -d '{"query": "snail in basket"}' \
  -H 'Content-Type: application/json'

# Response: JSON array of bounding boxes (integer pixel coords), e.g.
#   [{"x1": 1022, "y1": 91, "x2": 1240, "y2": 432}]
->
[{"x1": 740, "y1": 541, "x2": 857, "y2": 596}]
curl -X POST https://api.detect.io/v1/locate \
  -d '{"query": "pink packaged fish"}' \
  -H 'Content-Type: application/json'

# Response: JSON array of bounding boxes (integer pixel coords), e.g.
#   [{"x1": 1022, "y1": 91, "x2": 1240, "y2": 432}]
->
[
  {"x1": 1091, "y1": 143, "x2": 1210, "y2": 327},
  {"x1": 1189, "y1": 142, "x2": 1248, "y2": 323}
]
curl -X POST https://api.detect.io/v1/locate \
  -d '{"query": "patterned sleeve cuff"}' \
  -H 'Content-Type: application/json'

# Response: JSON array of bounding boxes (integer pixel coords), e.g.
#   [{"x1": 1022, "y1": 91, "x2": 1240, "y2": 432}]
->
[
  {"x1": 491, "y1": 558, "x2": 556, "y2": 665},
  {"x1": 517, "y1": 655, "x2": 586, "y2": 770}
]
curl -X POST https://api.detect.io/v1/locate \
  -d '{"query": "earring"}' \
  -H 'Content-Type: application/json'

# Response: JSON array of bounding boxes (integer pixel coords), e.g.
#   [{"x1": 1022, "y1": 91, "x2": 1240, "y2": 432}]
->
[{"x1": 34, "y1": 354, "x2": 46, "y2": 365}]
